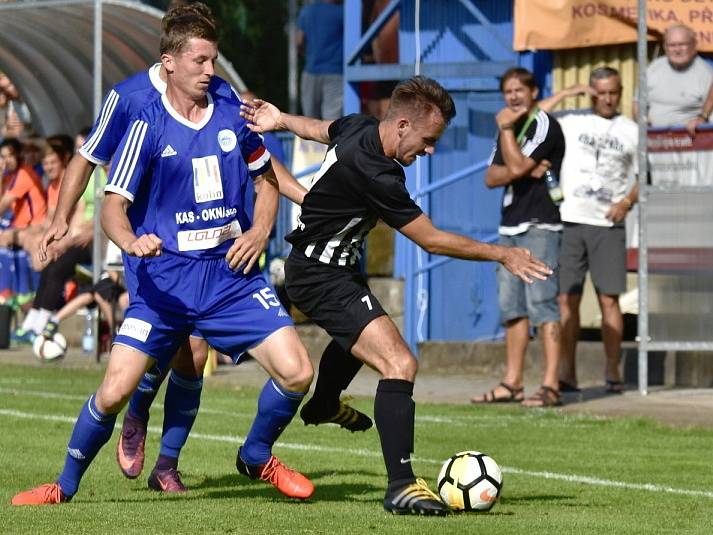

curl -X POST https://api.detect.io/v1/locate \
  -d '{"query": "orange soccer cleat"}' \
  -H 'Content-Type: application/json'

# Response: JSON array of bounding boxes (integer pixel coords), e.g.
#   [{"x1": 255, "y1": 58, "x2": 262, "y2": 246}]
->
[
  {"x1": 116, "y1": 411, "x2": 147, "y2": 479},
  {"x1": 12, "y1": 483, "x2": 67, "y2": 506},
  {"x1": 236, "y1": 447, "x2": 314, "y2": 499}
]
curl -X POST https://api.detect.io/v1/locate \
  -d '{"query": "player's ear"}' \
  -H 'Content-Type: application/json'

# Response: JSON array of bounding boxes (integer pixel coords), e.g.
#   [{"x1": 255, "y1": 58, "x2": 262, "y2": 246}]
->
[
  {"x1": 161, "y1": 53, "x2": 174, "y2": 73},
  {"x1": 397, "y1": 118, "x2": 410, "y2": 136}
]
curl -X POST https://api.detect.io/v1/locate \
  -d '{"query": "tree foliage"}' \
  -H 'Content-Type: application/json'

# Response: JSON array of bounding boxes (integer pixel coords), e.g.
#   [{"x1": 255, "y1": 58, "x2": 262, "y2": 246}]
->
[{"x1": 145, "y1": 0, "x2": 290, "y2": 108}]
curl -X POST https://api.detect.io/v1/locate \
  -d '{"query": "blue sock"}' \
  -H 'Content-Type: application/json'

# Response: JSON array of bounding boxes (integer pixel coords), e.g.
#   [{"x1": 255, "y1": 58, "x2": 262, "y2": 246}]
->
[
  {"x1": 128, "y1": 365, "x2": 166, "y2": 422},
  {"x1": 240, "y1": 379, "x2": 305, "y2": 466},
  {"x1": 57, "y1": 395, "x2": 117, "y2": 497},
  {"x1": 158, "y1": 370, "x2": 203, "y2": 459}
]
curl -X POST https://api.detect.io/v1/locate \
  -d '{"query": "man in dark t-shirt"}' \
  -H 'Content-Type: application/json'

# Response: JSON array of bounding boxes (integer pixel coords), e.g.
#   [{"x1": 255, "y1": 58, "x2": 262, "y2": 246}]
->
[
  {"x1": 240, "y1": 76, "x2": 552, "y2": 515},
  {"x1": 472, "y1": 67, "x2": 565, "y2": 408}
]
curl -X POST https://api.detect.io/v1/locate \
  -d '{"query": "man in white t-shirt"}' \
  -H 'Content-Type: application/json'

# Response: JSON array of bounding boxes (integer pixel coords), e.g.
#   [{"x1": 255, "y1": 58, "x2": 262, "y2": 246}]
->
[
  {"x1": 638, "y1": 24, "x2": 713, "y2": 133},
  {"x1": 540, "y1": 66, "x2": 638, "y2": 393}
]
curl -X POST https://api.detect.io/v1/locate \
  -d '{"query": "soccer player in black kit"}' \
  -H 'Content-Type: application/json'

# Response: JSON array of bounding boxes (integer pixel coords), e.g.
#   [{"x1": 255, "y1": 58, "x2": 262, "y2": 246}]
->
[{"x1": 241, "y1": 76, "x2": 552, "y2": 515}]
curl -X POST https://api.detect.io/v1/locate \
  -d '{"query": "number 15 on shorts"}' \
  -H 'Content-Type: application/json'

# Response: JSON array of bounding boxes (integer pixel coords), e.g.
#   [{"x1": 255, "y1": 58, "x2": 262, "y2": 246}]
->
[{"x1": 253, "y1": 287, "x2": 280, "y2": 310}]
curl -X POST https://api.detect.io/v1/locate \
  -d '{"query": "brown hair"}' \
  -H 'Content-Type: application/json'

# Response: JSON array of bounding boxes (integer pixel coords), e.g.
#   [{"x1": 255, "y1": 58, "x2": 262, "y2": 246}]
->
[
  {"x1": 385, "y1": 76, "x2": 456, "y2": 124},
  {"x1": 160, "y1": 2, "x2": 218, "y2": 55},
  {"x1": 499, "y1": 67, "x2": 537, "y2": 93},
  {"x1": 43, "y1": 134, "x2": 73, "y2": 162}
]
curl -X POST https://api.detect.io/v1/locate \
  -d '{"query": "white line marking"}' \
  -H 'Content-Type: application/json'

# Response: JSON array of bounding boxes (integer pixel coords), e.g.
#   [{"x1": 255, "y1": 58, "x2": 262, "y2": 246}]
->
[
  {"x1": 0, "y1": 387, "x2": 602, "y2": 427},
  {"x1": 0, "y1": 387, "x2": 246, "y2": 418},
  {"x1": 1, "y1": 408, "x2": 712, "y2": 500}
]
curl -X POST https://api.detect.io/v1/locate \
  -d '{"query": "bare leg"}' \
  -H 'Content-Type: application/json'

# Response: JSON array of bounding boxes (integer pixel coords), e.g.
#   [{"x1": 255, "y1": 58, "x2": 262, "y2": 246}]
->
[
  {"x1": 54, "y1": 293, "x2": 94, "y2": 323},
  {"x1": 502, "y1": 317, "x2": 530, "y2": 390},
  {"x1": 558, "y1": 293, "x2": 582, "y2": 386},
  {"x1": 598, "y1": 293, "x2": 623, "y2": 383},
  {"x1": 540, "y1": 321, "x2": 561, "y2": 390}
]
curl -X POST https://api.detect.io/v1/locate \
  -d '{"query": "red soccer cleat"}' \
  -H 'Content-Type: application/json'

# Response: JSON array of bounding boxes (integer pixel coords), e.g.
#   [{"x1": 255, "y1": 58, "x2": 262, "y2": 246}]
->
[
  {"x1": 116, "y1": 411, "x2": 147, "y2": 479},
  {"x1": 236, "y1": 447, "x2": 314, "y2": 499},
  {"x1": 12, "y1": 483, "x2": 67, "y2": 506}
]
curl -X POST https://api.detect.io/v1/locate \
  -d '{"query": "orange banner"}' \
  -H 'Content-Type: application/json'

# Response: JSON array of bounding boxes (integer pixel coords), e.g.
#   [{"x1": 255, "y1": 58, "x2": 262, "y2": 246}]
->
[{"x1": 514, "y1": 0, "x2": 713, "y2": 52}]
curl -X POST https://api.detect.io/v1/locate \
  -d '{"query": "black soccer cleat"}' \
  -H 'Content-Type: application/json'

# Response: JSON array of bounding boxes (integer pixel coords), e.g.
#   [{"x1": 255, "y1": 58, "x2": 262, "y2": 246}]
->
[
  {"x1": 383, "y1": 478, "x2": 450, "y2": 516},
  {"x1": 300, "y1": 397, "x2": 373, "y2": 432}
]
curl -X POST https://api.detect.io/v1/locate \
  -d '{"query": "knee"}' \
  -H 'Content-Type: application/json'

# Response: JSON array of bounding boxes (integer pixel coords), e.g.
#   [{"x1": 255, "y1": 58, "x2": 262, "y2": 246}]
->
[
  {"x1": 96, "y1": 375, "x2": 133, "y2": 414},
  {"x1": 278, "y1": 347, "x2": 314, "y2": 393},
  {"x1": 381, "y1": 353, "x2": 418, "y2": 381}
]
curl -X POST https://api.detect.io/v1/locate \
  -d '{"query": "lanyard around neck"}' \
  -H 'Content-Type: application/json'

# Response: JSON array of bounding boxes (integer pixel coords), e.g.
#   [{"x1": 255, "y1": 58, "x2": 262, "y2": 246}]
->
[{"x1": 516, "y1": 106, "x2": 539, "y2": 145}]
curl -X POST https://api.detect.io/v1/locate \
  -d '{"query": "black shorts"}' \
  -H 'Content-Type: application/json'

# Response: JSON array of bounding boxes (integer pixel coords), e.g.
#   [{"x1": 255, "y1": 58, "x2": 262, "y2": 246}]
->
[
  {"x1": 80, "y1": 277, "x2": 125, "y2": 304},
  {"x1": 284, "y1": 251, "x2": 386, "y2": 352}
]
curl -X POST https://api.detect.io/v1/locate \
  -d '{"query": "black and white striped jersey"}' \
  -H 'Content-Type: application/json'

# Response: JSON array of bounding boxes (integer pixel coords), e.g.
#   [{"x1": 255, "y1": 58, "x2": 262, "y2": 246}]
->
[{"x1": 286, "y1": 114, "x2": 422, "y2": 269}]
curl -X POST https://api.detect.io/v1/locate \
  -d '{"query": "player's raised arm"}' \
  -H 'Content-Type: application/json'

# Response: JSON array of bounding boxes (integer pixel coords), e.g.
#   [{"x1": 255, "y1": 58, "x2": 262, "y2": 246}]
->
[
  {"x1": 240, "y1": 98, "x2": 332, "y2": 144},
  {"x1": 39, "y1": 154, "x2": 95, "y2": 260},
  {"x1": 399, "y1": 213, "x2": 552, "y2": 284},
  {"x1": 226, "y1": 166, "x2": 279, "y2": 274}
]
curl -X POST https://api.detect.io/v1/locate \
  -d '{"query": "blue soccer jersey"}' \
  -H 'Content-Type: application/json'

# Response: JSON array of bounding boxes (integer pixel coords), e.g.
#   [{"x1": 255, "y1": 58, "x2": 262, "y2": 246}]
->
[
  {"x1": 104, "y1": 92, "x2": 271, "y2": 259},
  {"x1": 80, "y1": 63, "x2": 238, "y2": 165}
]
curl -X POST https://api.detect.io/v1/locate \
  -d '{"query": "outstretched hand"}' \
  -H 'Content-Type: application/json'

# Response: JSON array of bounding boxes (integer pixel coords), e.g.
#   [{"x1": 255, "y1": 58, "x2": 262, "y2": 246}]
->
[
  {"x1": 500, "y1": 246, "x2": 553, "y2": 284},
  {"x1": 239, "y1": 98, "x2": 282, "y2": 133}
]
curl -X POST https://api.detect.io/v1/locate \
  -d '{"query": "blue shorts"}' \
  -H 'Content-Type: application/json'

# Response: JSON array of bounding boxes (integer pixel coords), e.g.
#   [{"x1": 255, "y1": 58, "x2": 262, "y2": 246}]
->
[
  {"x1": 497, "y1": 228, "x2": 561, "y2": 326},
  {"x1": 115, "y1": 252, "x2": 293, "y2": 368}
]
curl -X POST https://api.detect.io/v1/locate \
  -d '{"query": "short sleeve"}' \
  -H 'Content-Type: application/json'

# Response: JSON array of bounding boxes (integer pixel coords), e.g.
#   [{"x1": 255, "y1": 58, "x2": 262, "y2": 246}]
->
[
  {"x1": 104, "y1": 119, "x2": 154, "y2": 202},
  {"x1": 489, "y1": 137, "x2": 503, "y2": 166},
  {"x1": 80, "y1": 89, "x2": 131, "y2": 165},
  {"x1": 522, "y1": 114, "x2": 564, "y2": 163}
]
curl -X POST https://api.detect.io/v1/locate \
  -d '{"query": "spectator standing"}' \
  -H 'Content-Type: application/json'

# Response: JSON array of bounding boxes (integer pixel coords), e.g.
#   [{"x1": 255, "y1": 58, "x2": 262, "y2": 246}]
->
[
  {"x1": 297, "y1": 0, "x2": 344, "y2": 119},
  {"x1": 644, "y1": 24, "x2": 713, "y2": 131},
  {"x1": 539, "y1": 67, "x2": 638, "y2": 393},
  {"x1": 471, "y1": 67, "x2": 565, "y2": 408}
]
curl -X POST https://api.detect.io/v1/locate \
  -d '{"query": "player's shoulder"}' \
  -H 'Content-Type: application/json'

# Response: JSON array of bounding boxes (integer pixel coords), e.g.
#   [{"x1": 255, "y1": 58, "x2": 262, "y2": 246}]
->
[
  {"x1": 113, "y1": 67, "x2": 156, "y2": 98},
  {"x1": 329, "y1": 113, "x2": 378, "y2": 141},
  {"x1": 209, "y1": 75, "x2": 240, "y2": 102}
]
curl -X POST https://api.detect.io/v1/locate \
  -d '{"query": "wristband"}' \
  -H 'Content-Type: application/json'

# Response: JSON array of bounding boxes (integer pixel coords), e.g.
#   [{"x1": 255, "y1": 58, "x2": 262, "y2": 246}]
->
[
  {"x1": 499, "y1": 123, "x2": 514, "y2": 131},
  {"x1": 620, "y1": 197, "x2": 633, "y2": 209},
  {"x1": 698, "y1": 113, "x2": 708, "y2": 121}
]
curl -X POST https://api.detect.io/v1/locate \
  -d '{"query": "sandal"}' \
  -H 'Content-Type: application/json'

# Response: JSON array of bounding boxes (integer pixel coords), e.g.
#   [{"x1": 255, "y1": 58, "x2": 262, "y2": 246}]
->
[
  {"x1": 521, "y1": 385, "x2": 562, "y2": 408},
  {"x1": 470, "y1": 382, "x2": 524, "y2": 404},
  {"x1": 605, "y1": 379, "x2": 624, "y2": 394}
]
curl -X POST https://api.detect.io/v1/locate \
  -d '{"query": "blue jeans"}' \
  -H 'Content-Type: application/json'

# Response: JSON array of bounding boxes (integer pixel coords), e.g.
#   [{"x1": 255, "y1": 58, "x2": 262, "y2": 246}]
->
[{"x1": 497, "y1": 228, "x2": 561, "y2": 326}]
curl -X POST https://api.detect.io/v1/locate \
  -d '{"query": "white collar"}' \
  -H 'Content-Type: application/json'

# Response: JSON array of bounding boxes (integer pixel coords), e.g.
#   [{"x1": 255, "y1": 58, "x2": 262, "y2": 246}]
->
[{"x1": 161, "y1": 92, "x2": 214, "y2": 130}]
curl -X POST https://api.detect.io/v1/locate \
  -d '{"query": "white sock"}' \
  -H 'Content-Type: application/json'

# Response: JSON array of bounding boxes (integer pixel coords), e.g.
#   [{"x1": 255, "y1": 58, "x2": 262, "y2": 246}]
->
[
  {"x1": 31, "y1": 309, "x2": 52, "y2": 335},
  {"x1": 20, "y1": 308, "x2": 39, "y2": 332}
]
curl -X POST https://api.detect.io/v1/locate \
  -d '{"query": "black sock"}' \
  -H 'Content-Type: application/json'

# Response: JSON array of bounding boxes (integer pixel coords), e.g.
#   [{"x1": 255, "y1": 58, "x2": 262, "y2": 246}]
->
[
  {"x1": 154, "y1": 454, "x2": 178, "y2": 471},
  {"x1": 375, "y1": 379, "x2": 416, "y2": 489},
  {"x1": 311, "y1": 340, "x2": 363, "y2": 412}
]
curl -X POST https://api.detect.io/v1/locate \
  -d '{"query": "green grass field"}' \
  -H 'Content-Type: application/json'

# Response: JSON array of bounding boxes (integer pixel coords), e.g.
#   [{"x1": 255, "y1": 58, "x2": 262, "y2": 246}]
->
[{"x1": 1, "y1": 364, "x2": 712, "y2": 534}]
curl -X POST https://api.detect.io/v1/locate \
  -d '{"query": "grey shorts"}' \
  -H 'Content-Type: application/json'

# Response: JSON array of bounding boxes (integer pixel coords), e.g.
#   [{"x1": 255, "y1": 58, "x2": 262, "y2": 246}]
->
[
  {"x1": 497, "y1": 228, "x2": 561, "y2": 326},
  {"x1": 559, "y1": 223, "x2": 626, "y2": 296}
]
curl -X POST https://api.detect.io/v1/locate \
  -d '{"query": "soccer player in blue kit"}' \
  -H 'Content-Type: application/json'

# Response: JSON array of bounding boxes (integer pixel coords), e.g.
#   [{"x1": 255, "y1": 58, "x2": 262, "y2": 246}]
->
[
  {"x1": 37, "y1": 4, "x2": 310, "y2": 495},
  {"x1": 13, "y1": 6, "x2": 314, "y2": 506}
]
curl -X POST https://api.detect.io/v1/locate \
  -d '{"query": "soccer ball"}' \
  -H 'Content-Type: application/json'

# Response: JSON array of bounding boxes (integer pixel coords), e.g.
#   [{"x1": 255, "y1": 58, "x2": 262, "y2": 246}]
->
[
  {"x1": 32, "y1": 333, "x2": 67, "y2": 362},
  {"x1": 437, "y1": 451, "x2": 503, "y2": 512}
]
